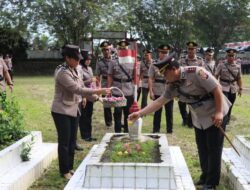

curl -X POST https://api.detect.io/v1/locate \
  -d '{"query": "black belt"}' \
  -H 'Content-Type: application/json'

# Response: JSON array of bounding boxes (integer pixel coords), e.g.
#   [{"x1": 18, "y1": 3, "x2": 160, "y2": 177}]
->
[
  {"x1": 113, "y1": 77, "x2": 132, "y2": 83},
  {"x1": 143, "y1": 76, "x2": 149, "y2": 79},
  {"x1": 220, "y1": 78, "x2": 237, "y2": 83},
  {"x1": 0, "y1": 75, "x2": 3, "y2": 81},
  {"x1": 155, "y1": 79, "x2": 166, "y2": 83},
  {"x1": 187, "y1": 94, "x2": 213, "y2": 109},
  {"x1": 102, "y1": 76, "x2": 107, "y2": 79}
]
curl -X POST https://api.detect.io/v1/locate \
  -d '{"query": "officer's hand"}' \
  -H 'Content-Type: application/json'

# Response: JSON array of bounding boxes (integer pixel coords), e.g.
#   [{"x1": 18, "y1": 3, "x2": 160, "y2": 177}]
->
[
  {"x1": 212, "y1": 112, "x2": 223, "y2": 128},
  {"x1": 82, "y1": 98, "x2": 87, "y2": 108},
  {"x1": 100, "y1": 88, "x2": 111, "y2": 95},
  {"x1": 238, "y1": 89, "x2": 242, "y2": 97},
  {"x1": 128, "y1": 111, "x2": 140, "y2": 123},
  {"x1": 9, "y1": 84, "x2": 13, "y2": 93},
  {"x1": 150, "y1": 92, "x2": 155, "y2": 100}
]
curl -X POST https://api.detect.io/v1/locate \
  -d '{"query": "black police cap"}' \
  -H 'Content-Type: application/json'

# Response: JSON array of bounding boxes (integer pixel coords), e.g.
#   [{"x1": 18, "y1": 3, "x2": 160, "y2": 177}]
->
[
  {"x1": 62, "y1": 44, "x2": 82, "y2": 60},
  {"x1": 186, "y1": 41, "x2": 198, "y2": 48},
  {"x1": 226, "y1": 48, "x2": 237, "y2": 54},
  {"x1": 154, "y1": 52, "x2": 178, "y2": 73},
  {"x1": 143, "y1": 49, "x2": 152, "y2": 54},
  {"x1": 158, "y1": 44, "x2": 171, "y2": 53},
  {"x1": 100, "y1": 41, "x2": 111, "y2": 48},
  {"x1": 205, "y1": 48, "x2": 214, "y2": 54},
  {"x1": 117, "y1": 40, "x2": 130, "y2": 48}
]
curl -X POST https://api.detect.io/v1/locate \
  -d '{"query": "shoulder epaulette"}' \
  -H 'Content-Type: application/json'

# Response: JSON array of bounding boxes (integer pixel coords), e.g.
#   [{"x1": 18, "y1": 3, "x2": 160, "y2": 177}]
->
[
  {"x1": 186, "y1": 67, "x2": 196, "y2": 73},
  {"x1": 197, "y1": 56, "x2": 202, "y2": 60},
  {"x1": 56, "y1": 63, "x2": 68, "y2": 71}
]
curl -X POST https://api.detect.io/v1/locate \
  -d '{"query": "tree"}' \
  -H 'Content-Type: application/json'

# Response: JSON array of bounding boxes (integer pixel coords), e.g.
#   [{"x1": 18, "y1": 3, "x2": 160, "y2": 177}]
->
[{"x1": 193, "y1": 0, "x2": 250, "y2": 57}]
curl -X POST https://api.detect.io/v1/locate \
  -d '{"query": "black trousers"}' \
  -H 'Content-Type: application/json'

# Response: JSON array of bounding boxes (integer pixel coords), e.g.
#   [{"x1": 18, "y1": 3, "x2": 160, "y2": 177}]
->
[
  {"x1": 178, "y1": 101, "x2": 193, "y2": 127},
  {"x1": 195, "y1": 116, "x2": 227, "y2": 186},
  {"x1": 113, "y1": 95, "x2": 134, "y2": 133},
  {"x1": 153, "y1": 95, "x2": 174, "y2": 133},
  {"x1": 51, "y1": 112, "x2": 78, "y2": 175},
  {"x1": 102, "y1": 95, "x2": 112, "y2": 126},
  {"x1": 223, "y1": 91, "x2": 236, "y2": 122},
  {"x1": 141, "y1": 87, "x2": 149, "y2": 109},
  {"x1": 79, "y1": 101, "x2": 93, "y2": 139}
]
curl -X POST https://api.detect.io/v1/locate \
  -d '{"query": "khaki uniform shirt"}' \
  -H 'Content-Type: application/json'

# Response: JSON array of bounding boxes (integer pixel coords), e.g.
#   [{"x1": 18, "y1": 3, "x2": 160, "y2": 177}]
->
[
  {"x1": 0, "y1": 58, "x2": 8, "y2": 92},
  {"x1": 148, "y1": 60, "x2": 166, "y2": 96},
  {"x1": 204, "y1": 60, "x2": 216, "y2": 75},
  {"x1": 108, "y1": 59, "x2": 138, "y2": 96},
  {"x1": 96, "y1": 58, "x2": 114, "y2": 87},
  {"x1": 140, "y1": 59, "x2": 153, "y2": 88},
  {"x1": 179, "y1": 55, "x2": 204, "y2": 67},
  {"x1": 51, "y1": 63, "x2": 95, "y2": 117},
  {"x1": 215, "y1": 62, "x2": 241, "y2": 93},
  {"x1": 163, "y1": 66, "x2": 231, "y2": 129}
]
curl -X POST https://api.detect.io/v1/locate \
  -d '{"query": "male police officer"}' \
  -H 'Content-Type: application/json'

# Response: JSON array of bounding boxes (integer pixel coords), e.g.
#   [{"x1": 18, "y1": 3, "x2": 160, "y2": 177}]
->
[
  {"x1": 204, "y1": 48, "x2": 216, "y2": 75},
  {"x1": 139, "y1": 49, "x2": 154, "y2": 109},
  {"x1": 178, "y1": 41, "x2": 204, "y2": 127},
  {"x1": 149, "y1": 44, "x2": 174, "y2": 133},
  {"x1": 129, "y1": 54, "x2": 231, "y2": 190},
  {"x1": 96, "y1": 41, "x2": 114, "y2": 127},
  {"x1": 108, "y1": 40, "x2": 138, "y2": 133},
  {"x1": 0, "y1": 57, "x2": 13, "y2": 94},
  {"x1": 215, "y1": 48, "x2": 242, "y2": 124}
]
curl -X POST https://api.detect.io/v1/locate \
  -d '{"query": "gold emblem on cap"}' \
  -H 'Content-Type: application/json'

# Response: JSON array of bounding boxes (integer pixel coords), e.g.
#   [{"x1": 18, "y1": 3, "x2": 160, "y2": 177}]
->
[
  {"x1": 163, "y1": 46, "x2": 168, "y2": 50},
  {"x1": 103, "y1": 42, "x2": 108, "y2": 47},
  {"x1": 121, "y1": 42, "x2": 126, "y2": 47},
  {"x1": 188, "y1": 43, "x2": 194, "y2": 48}
]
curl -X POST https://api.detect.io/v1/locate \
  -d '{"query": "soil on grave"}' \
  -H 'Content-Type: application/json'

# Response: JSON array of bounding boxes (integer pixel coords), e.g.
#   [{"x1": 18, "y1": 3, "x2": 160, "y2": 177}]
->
[{"x1": 100, "y1": 135, "x2": 162, "y2": 163}]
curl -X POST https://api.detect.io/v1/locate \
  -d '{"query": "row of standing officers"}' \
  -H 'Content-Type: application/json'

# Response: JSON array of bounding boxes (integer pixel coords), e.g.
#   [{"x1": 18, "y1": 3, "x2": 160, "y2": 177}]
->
[{"x1": 96, "y1": 40, "x2": 242, "y2": 134}]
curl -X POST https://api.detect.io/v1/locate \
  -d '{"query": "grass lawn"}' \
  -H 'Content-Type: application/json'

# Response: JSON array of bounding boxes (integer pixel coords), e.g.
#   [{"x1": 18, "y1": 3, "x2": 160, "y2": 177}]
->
[{"x1": 9, "y1": 75, "x2": 250, "y2": 190}]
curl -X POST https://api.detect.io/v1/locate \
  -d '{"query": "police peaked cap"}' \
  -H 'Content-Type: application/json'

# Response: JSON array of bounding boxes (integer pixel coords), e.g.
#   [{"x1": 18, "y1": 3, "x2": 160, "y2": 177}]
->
[
  {"x1": 100, "y1": 41, "x2": 111, "y2": 48},
  {"x1": 158, "y1": 44, "x2": 171, "y2": 52},
  {"x1": 186, "y1": 41, "x2": 198, "y2": 48},
  {"x1": 81, "y1": 49, "x2": 91, "y2": 60},
  {"x1": 205, "y1": 48, "x2": 214, "y2": 54},
  {"x1": 117, "y1": 40, "x2": 130, "y2": 48},
  {"x1": 143, "y1": 49, "x2": 152, "y2": 54},
  {"x1": 61, "y1": 44, "x2": 83, "y2": 60},
  {"x1": 154, "y1": 52, "x2": 178, "y2": 73},
  {"x1": 226, "y1": 48, "x2": 237, "y2": 54}
]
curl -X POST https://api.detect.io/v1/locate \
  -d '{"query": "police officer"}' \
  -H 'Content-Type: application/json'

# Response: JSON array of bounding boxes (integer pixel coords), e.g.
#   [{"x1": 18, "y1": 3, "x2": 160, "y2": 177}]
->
[
  {"x1": 215, "y1": 48, "x2": 243, "y2": 124},
  {"x1": 4, "y1": 54, "x2": 13, "y2": 80},
  {"x1": 204, "y1": 48, "x2": 216, "y2": 75},
  {"x1": 107, "y1": 40, "x2": 138, "y2": 133},
  {"x1": 149, "y1": 44, "x2": 174, "y2": 133},
  {"x1": 139, "y1": 49, "x2": 153, "y2": 109},
  {"x1": 178, "y1": 41, "x2": 204, "y2": 127},
  {"x1": 51, "y1": 45, "x2": 110, "y2": 180},
  {"x1": 129, "y1": 54, "x2": 231, "y2": 190},
  {"x1": 0, "y1": 57, "x2": 13, "y2": 94},
  {"x1": 78, "y1": 51, "x2": 98, "y2": 142},
  {"x1": 96, "y1": 41, "x2": 114, "y2": 127}
]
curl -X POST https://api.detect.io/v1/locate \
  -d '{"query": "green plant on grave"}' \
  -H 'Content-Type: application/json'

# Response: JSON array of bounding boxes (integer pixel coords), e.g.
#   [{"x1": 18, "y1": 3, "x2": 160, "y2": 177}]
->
[
  {"x1": 20, "y1": 135, "x2": 34, "y2": 161},
  {"x1": 0, "y1": 92, "x2": 27, "y2": 150}
]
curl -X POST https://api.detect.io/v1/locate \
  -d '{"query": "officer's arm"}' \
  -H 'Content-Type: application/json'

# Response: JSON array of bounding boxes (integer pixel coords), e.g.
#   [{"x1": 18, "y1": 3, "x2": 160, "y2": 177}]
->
[
  {"x1": 3, "y1": 69, "x2": 13, "y2": 86},
  {"x1": 212, "y1": 86, "x2": 224, "y2": 127},
  {"x1": 237, "y1": 78, "x2": 243, "y2": 96}
]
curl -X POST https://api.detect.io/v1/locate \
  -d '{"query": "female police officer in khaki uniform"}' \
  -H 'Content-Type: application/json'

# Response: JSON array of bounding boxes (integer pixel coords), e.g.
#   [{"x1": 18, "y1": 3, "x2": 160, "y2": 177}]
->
[
  {"x1": 51, "y1": 45, "x2": 110, "y2": 180},
  {"x1": 129, "y1": 54, "x2": 231, "y2": 190}
]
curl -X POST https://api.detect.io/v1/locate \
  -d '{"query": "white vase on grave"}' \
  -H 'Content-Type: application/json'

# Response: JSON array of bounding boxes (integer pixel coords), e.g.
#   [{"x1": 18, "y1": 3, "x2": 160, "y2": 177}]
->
[{"x1": 128, "y1": 117, "x2": 143, "y2": 140}]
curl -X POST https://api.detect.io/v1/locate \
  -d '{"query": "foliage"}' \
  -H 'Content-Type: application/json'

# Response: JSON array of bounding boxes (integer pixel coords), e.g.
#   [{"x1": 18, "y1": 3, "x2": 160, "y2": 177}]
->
[
  {"x1": 0, "y1": 27, "x2": 28, "y2": 59},
  {"x1": 20, "y1": 135, "x2": 34, "y2": 161},
  {"x1": 0, "y1": 92, "x2": 27, "y2": 150},
  {"x1": 102, "y1": 139, "x2": 160, "y2": 163},
  {"x1": 193, "y1": 0, "x2": 250, "y2": 57}
]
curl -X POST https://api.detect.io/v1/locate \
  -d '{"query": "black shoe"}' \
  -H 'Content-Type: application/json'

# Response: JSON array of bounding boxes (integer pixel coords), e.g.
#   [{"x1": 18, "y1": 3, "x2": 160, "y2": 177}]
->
[
  {"x1": 83, "y1": 137, "x2": 97, "y2": 142},
  {"x1": 167, "y1": 130, "x2": 172, "y2": 134},
  {"x1": 75, "y1": 144, "x2": 83, "y2": 151},
  {"x1": 106, "y1": 122, "x2": 112, "y2": 128}
]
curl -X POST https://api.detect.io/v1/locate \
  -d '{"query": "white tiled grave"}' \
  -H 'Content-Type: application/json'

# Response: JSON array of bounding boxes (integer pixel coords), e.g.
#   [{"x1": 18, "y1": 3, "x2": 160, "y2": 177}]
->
[
  {"x1": 222, "y1": 135, "x2": 250, "y2": 190},
  {"x1": 0, "y1": 131, "x2": 57, "y2": 190},
  {"x1": 64, "y1": 133, "x2": 195, "y2": 190}
]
